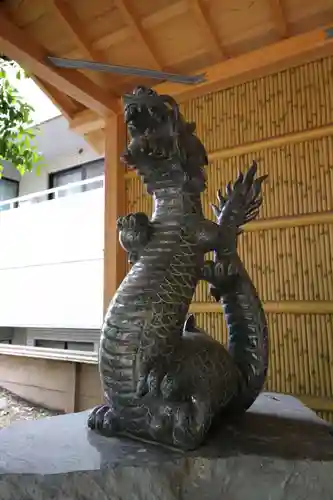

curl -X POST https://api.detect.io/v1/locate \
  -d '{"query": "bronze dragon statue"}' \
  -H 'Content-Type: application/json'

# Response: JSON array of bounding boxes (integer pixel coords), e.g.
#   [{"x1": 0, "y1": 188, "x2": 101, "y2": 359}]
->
[{"x1": 88, "y1": 86, "x2": 269, "y2": 451}]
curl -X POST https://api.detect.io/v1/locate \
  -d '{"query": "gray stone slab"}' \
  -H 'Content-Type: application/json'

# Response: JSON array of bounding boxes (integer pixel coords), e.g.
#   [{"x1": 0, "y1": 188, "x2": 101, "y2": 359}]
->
[{"x1": 0, "y1": 392, "x2": 333, "y2": 500}]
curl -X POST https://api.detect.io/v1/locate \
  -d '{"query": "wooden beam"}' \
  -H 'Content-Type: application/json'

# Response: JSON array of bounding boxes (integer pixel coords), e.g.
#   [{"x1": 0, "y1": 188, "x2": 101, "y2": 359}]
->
[
  {"x1": 50, "y1": 0, "x2": 114, "y2": 90},
  {"x1": 244, "y1": 211, "x2": 333, "y2": 232},
  {"x1": 0, "y1": 8, "x2": 120, "y2": 116},
  {"x1": 103, "y1": 114, "x2": 127, "y2": 314},
  {"x1": 190, "y1": 301, "x2": 333, "y2": 315},
  {"x1": 84, "y1": 128, "x2": 106, "y2": 155},
  {"x1": 69, "y1": 26, "x2": 333, "y2": 131},
  {"x1": 89, "y1": 0, "x2": 188, "y2": 50},
  {"x1": 298, "y1": 395, "x2": 333, "y2": 413},
  {"x1": 70, "y1": 109, "x2": 106, "y2": 134},
  {"x1": 114, "y1": 0, "x2": 162, "y2": 69},
  {"x1": 189, "y1": 0, "x2": 226, "y2": 60},
  {"x1": 155, "y1": 25, "x2": 333, "y2": 103},
  {"x1": 268, "y1": 0, "x2": 288, "y2": 38},
  {"x1": 208, "y1": 124, "x2": 333, "y2": 162}
]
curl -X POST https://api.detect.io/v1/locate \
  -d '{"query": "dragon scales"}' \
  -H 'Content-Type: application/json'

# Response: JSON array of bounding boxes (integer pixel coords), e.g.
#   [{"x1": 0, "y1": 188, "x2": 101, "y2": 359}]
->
[{"x1": 88, "y1": 86, "x2": 269, "y2": 451}]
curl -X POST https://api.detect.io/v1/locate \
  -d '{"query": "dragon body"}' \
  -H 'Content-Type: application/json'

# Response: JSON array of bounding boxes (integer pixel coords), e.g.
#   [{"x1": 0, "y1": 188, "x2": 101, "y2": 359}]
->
[{"x1": 88, "y1": 86, "x2": 268, "y2": 450}]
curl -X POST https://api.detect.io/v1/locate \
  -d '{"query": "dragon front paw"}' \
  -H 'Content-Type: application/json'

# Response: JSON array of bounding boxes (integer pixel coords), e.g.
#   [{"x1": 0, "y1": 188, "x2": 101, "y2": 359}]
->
[
  {"x1": 117, "y1": 212, "x2": 150, "y2": 232},
  {"x1": 117, "y1": 212, "x2": 153, "y2": 264},
  {"x1": 87, "y1": 404, "x2": 121, "y2": 436}
]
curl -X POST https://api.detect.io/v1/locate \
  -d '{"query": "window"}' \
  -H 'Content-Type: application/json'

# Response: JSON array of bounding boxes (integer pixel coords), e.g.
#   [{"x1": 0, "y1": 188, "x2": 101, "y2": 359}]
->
[
  {"x1": 35, "y1": 339, "x2": 94, "y2": 351},
  {"x1": 0, "y1": 177, "x2": 19, "y2": 211},
  {"x1": 49, "y1": 159, "x2": 104, "y2": 198}
]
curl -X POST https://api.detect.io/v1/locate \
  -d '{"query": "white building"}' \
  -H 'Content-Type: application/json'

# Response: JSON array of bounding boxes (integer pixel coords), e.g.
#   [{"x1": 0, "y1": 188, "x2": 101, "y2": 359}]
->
[{"x1": 0, "y1": 115, "x2": 106, "y2": 351}]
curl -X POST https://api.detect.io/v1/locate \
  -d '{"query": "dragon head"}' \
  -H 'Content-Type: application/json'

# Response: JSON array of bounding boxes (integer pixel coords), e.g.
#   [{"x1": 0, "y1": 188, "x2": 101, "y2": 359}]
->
[{"x1": 121, "y1": 86, "x2": 208, "y2": 195}]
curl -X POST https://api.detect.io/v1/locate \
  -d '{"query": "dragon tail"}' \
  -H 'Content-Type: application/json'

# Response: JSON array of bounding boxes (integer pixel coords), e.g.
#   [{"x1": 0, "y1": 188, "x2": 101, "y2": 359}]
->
[{"x1": 220, "y1": 254, "x2": 268, "y2": 413}]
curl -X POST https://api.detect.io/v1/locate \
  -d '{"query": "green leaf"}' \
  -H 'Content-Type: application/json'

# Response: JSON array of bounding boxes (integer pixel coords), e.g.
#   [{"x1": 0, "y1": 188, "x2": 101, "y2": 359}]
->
[{"x1": 0, "y1": 60, "x2": 44, "y2": 176}]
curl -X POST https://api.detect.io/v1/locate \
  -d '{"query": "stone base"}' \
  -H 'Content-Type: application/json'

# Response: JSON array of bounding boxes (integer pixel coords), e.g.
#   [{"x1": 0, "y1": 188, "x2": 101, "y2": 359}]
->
[{"x1": 0, "y1": 392, "x2": 333, "y2": 499}]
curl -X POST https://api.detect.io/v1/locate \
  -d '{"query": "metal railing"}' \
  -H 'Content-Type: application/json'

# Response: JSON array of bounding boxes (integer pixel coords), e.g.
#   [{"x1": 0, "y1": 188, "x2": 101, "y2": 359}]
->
[
  {"x1": 0, "y1": 343, "x2": 98, "y2": 363},
  {"x1": 0, "y1": 175, "x2": 105, "y2": 210}
]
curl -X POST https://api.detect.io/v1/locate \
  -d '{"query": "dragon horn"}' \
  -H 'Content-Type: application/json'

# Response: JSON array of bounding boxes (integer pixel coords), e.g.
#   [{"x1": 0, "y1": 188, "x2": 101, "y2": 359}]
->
[
  {"x1": 243, "y1": 161, "x2": 258, "y2": 187},
  {"x1": 211, "y1": 203, "x2": 221, "y2": 218},
  {"x1": 217, "y1": 189, "x2": 226, "y2": 205},
  {"x1": 225, "y1": 181, "x2": 233, "y2": 196}
]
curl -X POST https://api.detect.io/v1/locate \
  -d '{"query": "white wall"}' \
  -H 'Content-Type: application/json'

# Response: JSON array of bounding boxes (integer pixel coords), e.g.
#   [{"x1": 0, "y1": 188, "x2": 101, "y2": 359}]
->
[
  {"x1": 0, "y1": 188, "x2": 104, "y2": 329},
  {"x1": 0, "y1": 115, "x2": 105, "y2": 333},
  {"x1": 1, "y1": 160, "x2": 21, "y2": 182},
  {"x1": 18, "y1": 115, "x2": 102, "y2": 196}
]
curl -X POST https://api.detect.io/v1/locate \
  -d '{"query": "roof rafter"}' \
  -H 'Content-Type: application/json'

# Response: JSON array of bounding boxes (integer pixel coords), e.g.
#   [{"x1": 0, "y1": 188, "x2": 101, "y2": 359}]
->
[
  {"x1": 156, "y1": 24, "x2": 333, "y2": 102},
  {"x1": 50, "y1": 0, "x2": 114, "y2": 89},
  {"x1": 114, "y1": 0, "x2": 162, "y2": 69},
  {"x1": 189, "y1": 0, "x2": 227, "y2": 60},
  {"x1": 70, "y1": 109, "x2": 105, "y2": 134},
  {"x1": 69, "y1": 25, "x2": 333, "y2": 136},
  {"x1": 268, "y1": 0, "x2": 288, "y2": 38},
  {"x1": 0, "y1": 8, "x2": 120, "y2": 116}
]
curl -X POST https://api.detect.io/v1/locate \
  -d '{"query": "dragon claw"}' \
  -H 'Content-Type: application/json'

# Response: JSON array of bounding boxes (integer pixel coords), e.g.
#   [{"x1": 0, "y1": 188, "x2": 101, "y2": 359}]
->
[
  {"x1": 211, "y1": 160, "x2": 267, "y2": 230},
  {"x1": 87, "y1": 404, "x2": 121, "y2": 435},
  {"x1": 118, "y1": 212, "x2": 150, "y2": 231},
  {"x1": 117, "y1": 211, "x2": 153, "y2": 264}
]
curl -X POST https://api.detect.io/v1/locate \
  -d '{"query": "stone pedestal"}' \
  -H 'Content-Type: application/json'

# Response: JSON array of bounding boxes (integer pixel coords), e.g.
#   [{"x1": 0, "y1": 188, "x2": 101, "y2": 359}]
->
[{"x1": 0, "y1": 392, "x2": 332, "y2": 499}]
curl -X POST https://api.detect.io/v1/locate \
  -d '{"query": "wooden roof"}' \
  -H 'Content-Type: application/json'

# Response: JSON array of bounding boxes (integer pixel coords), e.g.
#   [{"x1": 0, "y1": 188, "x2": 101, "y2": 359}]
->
[{"x1": 0, "y1": 0, "x2": 332, "y2": 152}]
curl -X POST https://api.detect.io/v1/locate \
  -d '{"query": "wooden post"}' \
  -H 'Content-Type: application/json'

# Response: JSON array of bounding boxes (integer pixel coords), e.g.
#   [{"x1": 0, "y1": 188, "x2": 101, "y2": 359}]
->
[{"x1": 103, "y1": 113, "x2": 127, "y2": 314}]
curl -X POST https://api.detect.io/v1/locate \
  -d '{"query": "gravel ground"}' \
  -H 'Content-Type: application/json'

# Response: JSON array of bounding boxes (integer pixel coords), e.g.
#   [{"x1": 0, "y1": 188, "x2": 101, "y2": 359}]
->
[{"x1": 0, "y1": 387, "x2": 62, "y2": 429}]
